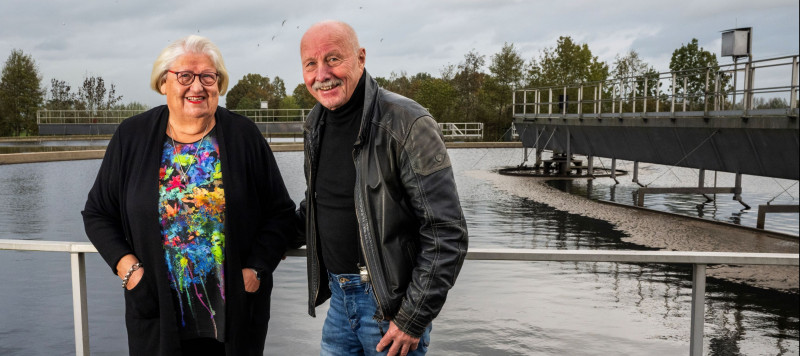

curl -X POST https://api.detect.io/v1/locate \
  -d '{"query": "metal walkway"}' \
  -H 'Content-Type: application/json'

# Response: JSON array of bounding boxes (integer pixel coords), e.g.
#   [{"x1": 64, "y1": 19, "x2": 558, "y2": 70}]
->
[{"x1": 512, "y1": 55, "x2": 799, "y2": 180}]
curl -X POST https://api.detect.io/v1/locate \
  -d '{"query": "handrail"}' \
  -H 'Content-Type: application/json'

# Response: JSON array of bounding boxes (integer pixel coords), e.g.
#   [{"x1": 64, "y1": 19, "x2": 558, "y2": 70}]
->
[
  {"x1": 1, "y1": 239, "x2": 797, "y2": 356},
  {"x1": 437, "y1": 122, "x2": 484, "y2": 140},
  {"x1": 36, "y1": 108, "x2": 312, "y2": 124},
  {"x1": 513, "y1": 54, "x2": 799, "y2": 116}
]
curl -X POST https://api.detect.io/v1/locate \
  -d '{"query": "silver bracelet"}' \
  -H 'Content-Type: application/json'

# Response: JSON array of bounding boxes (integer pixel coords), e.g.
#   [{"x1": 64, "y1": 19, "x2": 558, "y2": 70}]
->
[{"x1": 121, "y1": 262, "x2": 143, "y2": 289}]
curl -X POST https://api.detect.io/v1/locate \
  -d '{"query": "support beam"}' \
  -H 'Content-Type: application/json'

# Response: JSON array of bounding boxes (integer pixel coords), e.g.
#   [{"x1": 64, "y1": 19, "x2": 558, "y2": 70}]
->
[
  {"x1": 632, "y1": 161, "x2": 643, "y2": 187},
  {"x1": 564, "y1": 128, "x2": 571, "y2": 175},
  {"x1": 690, "y1": 264, "x2": 707, "y2": 356},
  {"x1": 757, "y1": 205, "x2": 800, "y2": 229},
  {"x1": 734, "y1": 173, "x2": 751, "y2": 209},
  {"x1": 699, "y1": 169, "x2": 713, "y2": 202},
  {"x1": 587, "y1": 156, "x2": 594, "y2": 176},
  {"x1": 636, "y1": 187, "x2": 739, "y2": 207},
  {"x1": 71, "y1": 252, "x2": 90, "y2": 356},
  {"x1": 611, "y1": 158, "x2": 618, "y2": 184}
]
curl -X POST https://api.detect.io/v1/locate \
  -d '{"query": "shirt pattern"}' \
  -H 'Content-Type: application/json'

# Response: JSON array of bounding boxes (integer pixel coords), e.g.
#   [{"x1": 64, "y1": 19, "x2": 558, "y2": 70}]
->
[{"x1": 159, "y1": 130, "x2": 226, "y2": 340}]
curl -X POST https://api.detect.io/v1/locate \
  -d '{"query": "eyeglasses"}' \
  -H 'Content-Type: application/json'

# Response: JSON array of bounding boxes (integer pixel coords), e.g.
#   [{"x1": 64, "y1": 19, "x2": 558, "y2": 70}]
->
[{"x1": 167, "y1": 70, "x2": 220, "y2": 86}]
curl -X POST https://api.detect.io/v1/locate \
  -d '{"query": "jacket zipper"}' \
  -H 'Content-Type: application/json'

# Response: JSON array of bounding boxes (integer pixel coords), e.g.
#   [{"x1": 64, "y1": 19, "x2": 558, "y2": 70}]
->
[
  {"x1": 353, "y1": 147, "x2": 386, "y2": 321},
  {"x1": 307, "y1": 138, "x2": 321, "y2": 307}
]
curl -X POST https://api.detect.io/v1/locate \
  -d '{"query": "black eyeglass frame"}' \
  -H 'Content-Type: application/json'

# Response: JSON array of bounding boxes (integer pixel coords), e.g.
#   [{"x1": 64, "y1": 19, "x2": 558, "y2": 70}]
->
[{"x1": 167, "y1": 70, "x2": 220, "y2": 86}]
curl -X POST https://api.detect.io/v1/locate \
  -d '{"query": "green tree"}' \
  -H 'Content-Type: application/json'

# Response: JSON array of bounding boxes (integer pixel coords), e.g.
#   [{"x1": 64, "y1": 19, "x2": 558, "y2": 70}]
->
[
  {"x1": 669, "y1": 38, "x2": 725, "y2": 107},
  {"x1": 292, "y1": 83, "x2": 316, "y2": 108},
  {"x1": 46, "y1": 78, "x2": 77, "y2": 110},
  {"x1": 377, "y1": 71, "x2": 414, "y2": 98},
  {"x1": 77, "y1": 75, "x2": 123, "y2": 113},
  {"x1": 112, "y1": 101, "x2": 149, "y2": 111},
  {"x1": 279, "y1": 95, "x2": 300, "y2": 109},
  {"x1": 485, "y1": 43, "x2": 525, "y2": 136},
  {"x1": 612, "y1": 51, "x2": 660, "y2": 111},
  {"x1": 526, "y1": 36, "x2": 609, "y2": 87},
  {"x1": 225, "y1": 73, "x2": 286, "y2": 110},
  {"x1": 412, "y1": 77, "x2": 458, "y2": 123},
  {"x1": 452, "y1": 49, "x2": 486, "y2": 122},
  {"x1": 0, "y1": 49, "x2": 43, "y2": 136},
  {"x1": 525, "y1": 36, "x2": 608, "y2": 115}
]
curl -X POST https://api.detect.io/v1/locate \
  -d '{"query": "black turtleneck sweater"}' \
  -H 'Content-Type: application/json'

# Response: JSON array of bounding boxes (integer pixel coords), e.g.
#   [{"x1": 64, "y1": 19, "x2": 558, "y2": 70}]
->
[{"x1": 315, "y1": 71, "x2": 366, "y2": 274}]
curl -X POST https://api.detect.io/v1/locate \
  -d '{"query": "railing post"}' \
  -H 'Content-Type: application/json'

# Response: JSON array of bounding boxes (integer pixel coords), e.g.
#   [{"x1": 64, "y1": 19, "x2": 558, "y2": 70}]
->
[
  {"x1": 632, "y1": 79, "x2": 637, "y2": 113},
  {"x1": 521, "y1": 90, "x2": 525, "y2": 115},
  {"x1": 656, "y1": 75, "x2": 661, "y2": 112},
  {"x1": 643, "y1": 77, "x2": 648, "y2": 112},
  {"x1": 791, "y1": 56, "x2": 798, "y2": 109},
  {"x1": 597, "y1": 82, "x2": 606, "y2": 114},
  {"x1": 562, "y1": 86, "x2": 567, "y2": 115},
  {"x1": 578, "y1": 85, "x2": 583, "y2": 116},
  {"x1": 612, "y1": 81, "x2": 617, "y2": 114},
  {"x1": 535, "y1": 90, "x2": 540, "y2": 115},
  {"x1": 715, "y1": 71, "x2": 722, "y2": 111},
  {"x1": 548, "y1": 88, "x2": 553, "y2": 115},
  {"x1": 71, "y1": 252, "x2": 90, "y2": 356},
  {"x1": 671, "y1": 73, "x2": 676, "y2": 114},
  {"x1": 690, "y1": 263, "x2": 706, "y2": 356},
  {"x1": 683, "y1": 77, "x2": 688, "y2": 112},
  {"x1": 704, "y1": 67, "x2": 710, "y2": 115},
  {"x1": 746, "y1": 63, "x2": 755, "y2": 111}
]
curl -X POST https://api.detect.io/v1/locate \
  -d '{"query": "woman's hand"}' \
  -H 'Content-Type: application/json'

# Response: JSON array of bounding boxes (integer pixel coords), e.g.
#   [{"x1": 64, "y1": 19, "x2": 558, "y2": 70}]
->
[
  {"x1": 243, "y1": 268, "x2": 261, "y2": 293},
  {"x1": 117, "y1": 254, "x2": 144, "y2": 290}
]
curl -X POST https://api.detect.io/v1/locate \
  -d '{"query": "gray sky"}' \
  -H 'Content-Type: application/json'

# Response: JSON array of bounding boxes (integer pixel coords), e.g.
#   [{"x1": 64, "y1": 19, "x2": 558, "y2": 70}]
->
[{"x1": 1, "y1": 0, "x2": 798, "y2": 107}]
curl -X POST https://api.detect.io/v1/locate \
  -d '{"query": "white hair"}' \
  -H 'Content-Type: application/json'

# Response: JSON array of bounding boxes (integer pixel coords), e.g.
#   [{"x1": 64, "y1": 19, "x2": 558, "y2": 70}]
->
[{"x1": 150, "y1": 35, "x2": 230, "y2": 95}]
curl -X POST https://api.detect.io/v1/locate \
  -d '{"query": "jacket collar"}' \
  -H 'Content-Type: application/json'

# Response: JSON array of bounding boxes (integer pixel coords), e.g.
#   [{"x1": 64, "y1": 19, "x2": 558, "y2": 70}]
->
[{"x1": 304, "y1": 69, "x2": 379, "y2": 148}]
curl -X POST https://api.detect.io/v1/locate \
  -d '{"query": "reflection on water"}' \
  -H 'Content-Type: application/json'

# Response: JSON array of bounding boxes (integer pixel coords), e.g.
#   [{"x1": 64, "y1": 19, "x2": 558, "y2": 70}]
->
[
  {"x1": 0, "y1": 149, "x2": 797, "y2": 355},
  {"x1": 545, "y1": 157, "x2": 799, "y2": 236}
]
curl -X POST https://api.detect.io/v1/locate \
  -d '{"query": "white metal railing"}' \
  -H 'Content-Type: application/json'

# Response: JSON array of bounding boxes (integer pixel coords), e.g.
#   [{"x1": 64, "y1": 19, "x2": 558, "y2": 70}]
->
[
  {"x1": 1, "y1": 239, "x2": 796, "y2": 356},
  {"x1": 229, "y1": 109, "x2": 309, "y2": 123},
  {"x1": 513, "y1": 55, "x2": 799, "y2": 117},
  {"x1": 438, "y1": 122, "x2": 484, "y2": 140},
  {"x1": 36, "y1": 109, "x2": 311, "y2": 124}
]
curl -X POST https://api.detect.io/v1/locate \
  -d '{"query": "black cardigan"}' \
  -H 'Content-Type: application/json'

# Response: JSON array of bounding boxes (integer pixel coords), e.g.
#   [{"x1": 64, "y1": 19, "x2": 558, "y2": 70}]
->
[{"x1": 82, "y1": 105, "x2": 296, "y2": 355}]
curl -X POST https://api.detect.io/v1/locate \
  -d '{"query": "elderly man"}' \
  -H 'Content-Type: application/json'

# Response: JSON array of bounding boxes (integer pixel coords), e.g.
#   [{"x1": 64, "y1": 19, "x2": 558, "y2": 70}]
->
[{"x1": 295, "y1": 20, "x2": 468, "y2": 356}]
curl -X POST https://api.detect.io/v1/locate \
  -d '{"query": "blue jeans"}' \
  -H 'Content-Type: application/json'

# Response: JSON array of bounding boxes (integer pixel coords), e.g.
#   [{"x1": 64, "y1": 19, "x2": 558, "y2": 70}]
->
[{"x1": 321, "y1": 272, "x2": 431, "y2": 356}]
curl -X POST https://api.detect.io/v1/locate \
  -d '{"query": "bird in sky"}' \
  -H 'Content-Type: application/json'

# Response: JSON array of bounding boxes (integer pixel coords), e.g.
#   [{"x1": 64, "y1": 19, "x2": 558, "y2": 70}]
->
[{"x1": 282, "y1": 19, "x2": 286, "y2": 26}]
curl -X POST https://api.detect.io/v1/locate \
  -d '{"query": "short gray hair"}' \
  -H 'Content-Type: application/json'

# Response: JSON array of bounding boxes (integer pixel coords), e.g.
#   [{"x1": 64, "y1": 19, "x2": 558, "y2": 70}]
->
[{"x1": 150, "y1": 35, "x2": 230, "y2": 95}]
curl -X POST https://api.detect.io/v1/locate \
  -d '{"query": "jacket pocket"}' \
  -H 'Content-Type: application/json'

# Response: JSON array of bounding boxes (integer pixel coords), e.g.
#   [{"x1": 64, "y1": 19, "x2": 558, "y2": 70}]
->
[{"x1": 124, "y1": 274, "x2": 159, "y2": 319}]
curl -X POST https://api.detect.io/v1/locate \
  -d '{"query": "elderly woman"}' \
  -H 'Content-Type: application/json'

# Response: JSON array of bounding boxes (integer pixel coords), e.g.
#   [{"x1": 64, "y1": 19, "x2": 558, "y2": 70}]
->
[{"x1": 82, "y1": 35, "x2": 295, "y2": 355}]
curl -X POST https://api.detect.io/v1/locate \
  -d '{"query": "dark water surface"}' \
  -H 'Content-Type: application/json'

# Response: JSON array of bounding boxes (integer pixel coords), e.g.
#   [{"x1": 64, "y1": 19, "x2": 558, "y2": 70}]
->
[
  {"x1": 543, "y1": 157, "x2": 799, "y2": 236},
  {"x1": 0, "y1": 148, "x2": 797, "y2": 355}
]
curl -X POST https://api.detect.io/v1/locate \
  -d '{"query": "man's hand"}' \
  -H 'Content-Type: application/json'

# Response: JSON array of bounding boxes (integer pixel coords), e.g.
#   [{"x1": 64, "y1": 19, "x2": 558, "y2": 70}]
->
[
  {"x1": 376, "y1": 321, "x2": 419, "y2": 356},
  {"x1": 242, "y1": 268, "x2": 261, "y2": 293}
]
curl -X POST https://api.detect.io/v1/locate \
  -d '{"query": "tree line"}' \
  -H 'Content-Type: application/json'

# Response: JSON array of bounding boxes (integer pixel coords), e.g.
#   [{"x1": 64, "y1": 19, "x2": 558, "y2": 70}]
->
[
  {"x1": 224, "y1": 37, "x2": 736, "y2": 140},
  {"x1": 0, "y1": 49, "x2": 145, "y2": 136},
  {"x1": 2, "y1": 36, "x2": 786, "y2": 138}
]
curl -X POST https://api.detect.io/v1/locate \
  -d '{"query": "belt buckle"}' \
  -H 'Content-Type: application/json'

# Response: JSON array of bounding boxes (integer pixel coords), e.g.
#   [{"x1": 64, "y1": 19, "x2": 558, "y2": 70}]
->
[{"x1": 359, "y1": 265, "x2": 370, "y2": 282}]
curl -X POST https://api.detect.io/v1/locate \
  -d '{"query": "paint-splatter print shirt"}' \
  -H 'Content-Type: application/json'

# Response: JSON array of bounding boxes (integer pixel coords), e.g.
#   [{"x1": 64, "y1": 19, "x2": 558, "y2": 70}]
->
[{"x1": 159, "y1": 128, "x2": 226, "y2": 341}]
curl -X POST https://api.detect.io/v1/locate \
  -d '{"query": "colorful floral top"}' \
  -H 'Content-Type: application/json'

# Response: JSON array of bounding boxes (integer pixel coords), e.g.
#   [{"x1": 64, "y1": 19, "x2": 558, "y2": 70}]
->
[{"x1": 159, "y1": 128, "x2": 226, "y2": 341}]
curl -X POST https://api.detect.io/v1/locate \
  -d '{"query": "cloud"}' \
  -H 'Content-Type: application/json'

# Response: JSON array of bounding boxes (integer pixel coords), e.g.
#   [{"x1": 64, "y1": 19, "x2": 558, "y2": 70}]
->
[{"x1": 1, "y1": 0, "x2": 797, "y2": 107}]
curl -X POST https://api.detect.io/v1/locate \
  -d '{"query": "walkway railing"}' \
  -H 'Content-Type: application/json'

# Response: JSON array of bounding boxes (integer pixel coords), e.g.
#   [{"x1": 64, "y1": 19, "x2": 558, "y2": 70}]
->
[
  {"x1": 1, "y1": 239, "x2": 796, "y2": 356},
  {"x1": 513, "y1": 55, "x2": 799, "y2": 117},
  {"x1": 438, "y1": 122, "x2": 484, "y2": 140},
  {"x1": 36, "y1": 108, "x2": 310, "y2": 124}
]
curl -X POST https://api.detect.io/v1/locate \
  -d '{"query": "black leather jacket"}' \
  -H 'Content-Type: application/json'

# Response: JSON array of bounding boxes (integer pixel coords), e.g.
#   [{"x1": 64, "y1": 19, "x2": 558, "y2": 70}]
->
[{"x1": 297, "y1": 70, "x2": 468, "y2": 337}]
